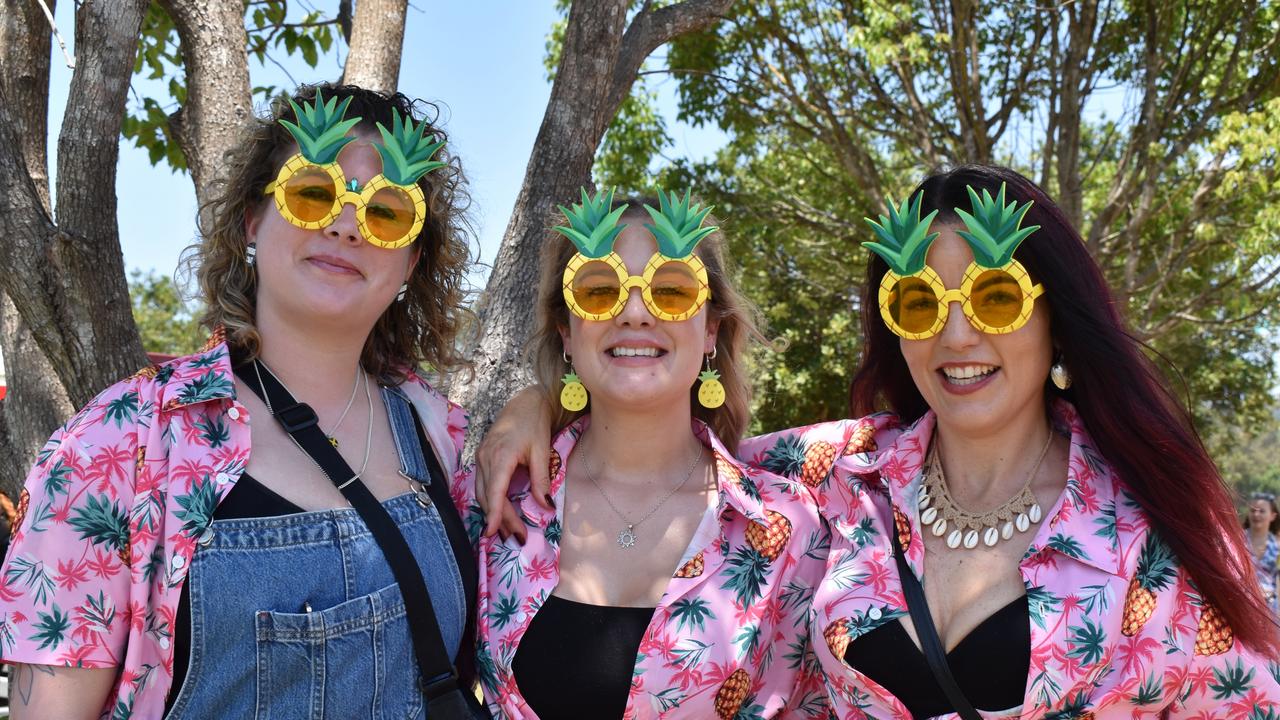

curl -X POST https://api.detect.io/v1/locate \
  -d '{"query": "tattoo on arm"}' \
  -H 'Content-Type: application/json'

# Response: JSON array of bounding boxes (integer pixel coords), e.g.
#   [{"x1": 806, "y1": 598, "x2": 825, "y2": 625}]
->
[{"x1": 13, "y1": 664, "x2": 56, "y2": 706}]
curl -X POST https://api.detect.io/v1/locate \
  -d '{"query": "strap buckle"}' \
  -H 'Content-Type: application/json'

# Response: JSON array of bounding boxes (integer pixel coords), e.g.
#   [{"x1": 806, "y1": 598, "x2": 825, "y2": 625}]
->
[
  {"x1": 421, "y1": 670, "x2": 459, "y2": 699},
  {"x1": 276, "y1": 402, "x2": 319, "y2": 433}
]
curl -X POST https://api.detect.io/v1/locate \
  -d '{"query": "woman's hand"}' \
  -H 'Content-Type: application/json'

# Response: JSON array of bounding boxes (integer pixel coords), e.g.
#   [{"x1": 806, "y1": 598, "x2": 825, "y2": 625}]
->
[
  {"x1": 8, "y1": 664, "x2": 116, "y2": 720},
  {"x1": 475, "y1": 385, "x2": 555, "y2": 541}
]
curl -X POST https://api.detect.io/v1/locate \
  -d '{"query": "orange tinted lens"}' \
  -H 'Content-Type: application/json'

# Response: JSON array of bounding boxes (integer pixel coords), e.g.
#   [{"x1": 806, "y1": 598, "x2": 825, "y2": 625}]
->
[
  {"x1": 970, "y1": 269, "x2": 1024, "y2": 328},
  {"x1": 571, "y1": 261, "x2": 623, "y2": 315},
  {"x1": 648, "y1": 262, "x2": 702, "y2": 316},
  {"x1": 366, "y1": 187, "x2": 417, "y2": 244},
  {"x1": 282, "y1": 167, "x2": 338, "y2": 223},
  {"x1": 889, "y1": 276, "x2": 940, "y2": 334}
]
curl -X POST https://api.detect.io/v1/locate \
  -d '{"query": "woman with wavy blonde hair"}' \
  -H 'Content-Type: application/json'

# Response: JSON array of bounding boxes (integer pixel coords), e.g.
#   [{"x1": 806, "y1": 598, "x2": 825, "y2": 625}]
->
[
  {"x1": 454, "y1": 189, "x2": 830, "y2": 718},
  {"x1": 0, "y1": 83, "x2": 484, "y2": 719}
]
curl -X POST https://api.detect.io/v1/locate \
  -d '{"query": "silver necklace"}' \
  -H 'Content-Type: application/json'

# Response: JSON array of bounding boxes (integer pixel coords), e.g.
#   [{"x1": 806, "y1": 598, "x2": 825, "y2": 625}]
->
[
  {"x1": 578, "y1": 440, "x2": 706, "y2": 549},
  {"x1": 253, "y1": 359, "x2": 373, "y2": 489},
  {"x1": 919, "y1": 429, "x2": 1054, "y2": 550}
]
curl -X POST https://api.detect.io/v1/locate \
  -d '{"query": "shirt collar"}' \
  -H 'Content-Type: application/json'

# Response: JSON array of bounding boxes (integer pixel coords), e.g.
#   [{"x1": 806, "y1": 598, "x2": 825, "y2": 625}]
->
[
  {"x1": 154, "y1": 335, "x2": 239, "y2": 411},
  {"x1": 873, "y1": 399, "x2": 1124, "y2": 577}
]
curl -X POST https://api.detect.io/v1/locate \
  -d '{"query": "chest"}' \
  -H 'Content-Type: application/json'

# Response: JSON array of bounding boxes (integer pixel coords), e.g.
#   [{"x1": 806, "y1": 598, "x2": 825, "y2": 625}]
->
[{"x1": 555, "y1": 471, "x2": 714, "y2": 606}]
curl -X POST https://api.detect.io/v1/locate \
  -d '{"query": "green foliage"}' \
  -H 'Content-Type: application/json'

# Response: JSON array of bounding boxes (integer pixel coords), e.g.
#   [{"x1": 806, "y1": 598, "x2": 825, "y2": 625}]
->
[
  {"x1": 125, "y1": 0, "x2": 343, "y2": 171},
  {"x1": 128, "y1": 270, "x2": 206, "y2": 356},
  {"x1": 563, "y1": 0, "x2": 1280, "y2": 455}
]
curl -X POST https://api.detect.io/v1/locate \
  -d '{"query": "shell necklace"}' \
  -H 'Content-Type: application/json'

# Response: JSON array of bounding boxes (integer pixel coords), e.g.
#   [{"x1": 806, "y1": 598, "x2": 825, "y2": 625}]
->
[{"x1": 919, "y1": 429, "x2": 1053, "y2": 550}]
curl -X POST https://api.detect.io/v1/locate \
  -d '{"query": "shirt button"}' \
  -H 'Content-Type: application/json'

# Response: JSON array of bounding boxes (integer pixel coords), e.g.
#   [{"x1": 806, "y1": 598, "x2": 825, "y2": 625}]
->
[
  {"x1": 159, "y1": 637, "x2": 171, "y2": 650},
  {"x1": 227, "y1": 406, "x2": 241, "y2": 421},
  {"x1": 171, "y1": 554, "x2": 186, "y2": 569},
  {"x1": 868, "y1": 607, "x2": 882, "y2": 621}
]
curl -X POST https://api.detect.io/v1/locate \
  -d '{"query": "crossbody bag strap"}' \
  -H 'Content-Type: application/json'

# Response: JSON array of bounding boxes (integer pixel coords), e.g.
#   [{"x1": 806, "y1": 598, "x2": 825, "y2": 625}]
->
[
  {"x1": 235, "y1": 362, "x2": 474, "y2": 719},
  {"x1": 891, "y1": 527, "x2": 983, "y2": 720}
]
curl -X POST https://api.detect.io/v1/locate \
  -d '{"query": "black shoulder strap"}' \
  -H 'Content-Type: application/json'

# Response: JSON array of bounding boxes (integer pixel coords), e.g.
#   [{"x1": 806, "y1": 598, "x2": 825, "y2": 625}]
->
[
  {"x1": 891, "y1": 528, "x2": 983, "y2": 720},
  {"x1": 235, "y1": 362, "x2": 475, "y2": 719}
]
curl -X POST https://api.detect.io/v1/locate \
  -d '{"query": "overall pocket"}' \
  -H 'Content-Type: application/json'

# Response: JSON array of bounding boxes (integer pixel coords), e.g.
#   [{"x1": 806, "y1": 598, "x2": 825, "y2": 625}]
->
[{"x1": 254, "y1": 582, "x2": 424, "y2": 720}]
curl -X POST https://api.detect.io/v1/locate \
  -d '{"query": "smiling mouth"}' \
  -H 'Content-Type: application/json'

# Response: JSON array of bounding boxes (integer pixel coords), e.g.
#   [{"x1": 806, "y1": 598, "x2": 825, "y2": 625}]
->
[
  {"x1": 608, "y1": 347, "x2": 664, "y2": 358},
  {"x1": 939, "y1": 364, "x2": 999, "y2": 386}
]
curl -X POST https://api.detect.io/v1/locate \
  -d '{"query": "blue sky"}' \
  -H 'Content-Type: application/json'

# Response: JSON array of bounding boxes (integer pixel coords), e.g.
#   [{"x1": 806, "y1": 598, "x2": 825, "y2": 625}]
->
[{"x1": 42, "y1": 1, "x2": 726, "y2": 292}]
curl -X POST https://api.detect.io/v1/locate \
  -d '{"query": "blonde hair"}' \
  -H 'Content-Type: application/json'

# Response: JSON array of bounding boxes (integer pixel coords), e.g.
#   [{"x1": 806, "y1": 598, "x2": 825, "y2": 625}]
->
[
  {"x1": 530, "y1": 196, "x2": 764, "y2": 454},
  {"x1": 182, "y1": 83, "x2": 474, "y2": 380}
]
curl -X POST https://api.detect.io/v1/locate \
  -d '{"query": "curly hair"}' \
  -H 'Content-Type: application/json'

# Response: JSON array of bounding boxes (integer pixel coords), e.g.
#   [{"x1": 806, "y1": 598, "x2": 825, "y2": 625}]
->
[
  {"x1": 530, "y1": 195, "x2": 765, "y2": 454},
  {"x1": 182, "y1": 83, "x2": 474, "y2": 380}
]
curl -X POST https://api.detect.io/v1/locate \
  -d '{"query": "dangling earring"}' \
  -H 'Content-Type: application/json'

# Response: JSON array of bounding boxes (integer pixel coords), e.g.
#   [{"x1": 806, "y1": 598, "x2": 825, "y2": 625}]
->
[
  {"x1": 396, "y1": 283, "x2": 408, "y2": 302},
  {"x1": 560, "y1": 351, "x2": 588, "y2": 411},
  {"x1": 696, "y1": 348, "x2": 725, "y2": 409},
  {"x1": 1050, "y1": 357, "x2": 1072, "y2": 390},
  {"x1": 246, "y1": 243, "x2": 257, "y2": 267}
]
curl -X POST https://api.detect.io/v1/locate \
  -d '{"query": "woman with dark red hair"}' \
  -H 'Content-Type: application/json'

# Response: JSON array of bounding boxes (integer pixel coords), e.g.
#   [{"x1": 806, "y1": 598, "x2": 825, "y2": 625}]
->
[{"x1": 475, "y1": 165, "x2": 1279, "y2": 717}]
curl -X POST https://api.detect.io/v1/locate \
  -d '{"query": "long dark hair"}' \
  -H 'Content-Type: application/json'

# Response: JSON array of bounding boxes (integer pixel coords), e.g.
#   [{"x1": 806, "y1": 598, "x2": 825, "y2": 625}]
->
[{"x1": 851, "y1": 164, "x2": 1279, "y2": 654}]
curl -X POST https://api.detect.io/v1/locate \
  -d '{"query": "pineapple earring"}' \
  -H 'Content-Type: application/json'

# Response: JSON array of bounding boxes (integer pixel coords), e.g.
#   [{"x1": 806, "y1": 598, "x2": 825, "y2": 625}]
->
[
  {"x1": 560, "y1": 351, "x2": 588, "y2": 411},
  {"x1": 697, "y1": 348, "x2": 725, "y2": 409}
]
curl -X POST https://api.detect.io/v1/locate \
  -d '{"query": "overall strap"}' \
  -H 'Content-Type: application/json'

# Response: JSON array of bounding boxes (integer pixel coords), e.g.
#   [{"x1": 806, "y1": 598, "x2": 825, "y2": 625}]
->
[{"x1": 235, "y1": 362, "x2": 474, "y2": 719}]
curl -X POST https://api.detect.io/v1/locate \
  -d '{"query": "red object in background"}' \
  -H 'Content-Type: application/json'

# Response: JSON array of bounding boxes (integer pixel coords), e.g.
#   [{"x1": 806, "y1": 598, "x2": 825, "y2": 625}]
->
[{"x1": 0, "y1": 385, "x2": 6, "y2": 401}]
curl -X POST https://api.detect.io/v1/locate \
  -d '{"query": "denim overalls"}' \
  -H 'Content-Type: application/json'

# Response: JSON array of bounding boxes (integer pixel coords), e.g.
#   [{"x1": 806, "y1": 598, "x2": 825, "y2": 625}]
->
[{"x1": 165, "y1": 386, "x2": 467, "y2": 720}]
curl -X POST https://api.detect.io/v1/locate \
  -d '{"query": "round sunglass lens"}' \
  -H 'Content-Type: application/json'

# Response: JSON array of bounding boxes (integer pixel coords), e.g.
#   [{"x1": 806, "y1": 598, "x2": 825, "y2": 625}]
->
[
  {"x1": 571, "y1": 260, "x2": 623, "y2": 315},
  {"x1": 889, "y1": 276, "x2": 940, "y2": 334},
  {"x1": 649, "y1": 262, "x2": 701, "y2": 316},
  {"x1": 282, "y1": 167, "x2": 337, "y2": 223},
  {"x1": 366, "y1": 187, "x2": 416, "y2": 246},
  {"x1": 970, "y1": 269, "x2": 1025, "y2": 328}
]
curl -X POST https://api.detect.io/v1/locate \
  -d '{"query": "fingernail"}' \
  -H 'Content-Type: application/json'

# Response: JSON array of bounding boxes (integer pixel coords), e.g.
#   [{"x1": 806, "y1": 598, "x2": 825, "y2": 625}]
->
[{"x1": 544, "y1": 493, "x2": 556, "y2": 509}]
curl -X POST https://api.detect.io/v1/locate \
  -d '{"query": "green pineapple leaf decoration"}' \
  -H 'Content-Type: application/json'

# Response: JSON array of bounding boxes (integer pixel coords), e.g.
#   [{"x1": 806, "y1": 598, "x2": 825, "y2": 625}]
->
[
  {"x1": 862, "y1": 191, "x2": 940, "y2": 276},
  {"x1": 554, "y1": 188, "x2": 629, "y2": 259},
  {"x1": 953, "y1": 183, "x2": 1041, "y2": 268},
  {"x1": 643, "y1": 190, "x2": 718, "y2": 258},
  {"x1": 374, "y1": 108, "x2": 447, "y2": 185},
  {"x1": 280, "y1": 90, "x2": 362, "y2": 165}
]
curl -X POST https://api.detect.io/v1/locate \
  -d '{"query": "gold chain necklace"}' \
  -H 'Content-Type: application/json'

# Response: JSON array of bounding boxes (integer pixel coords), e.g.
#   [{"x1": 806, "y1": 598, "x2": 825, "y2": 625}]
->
[{"x1": 918, "y1": 429, "x2": 1054, "y2": 550}]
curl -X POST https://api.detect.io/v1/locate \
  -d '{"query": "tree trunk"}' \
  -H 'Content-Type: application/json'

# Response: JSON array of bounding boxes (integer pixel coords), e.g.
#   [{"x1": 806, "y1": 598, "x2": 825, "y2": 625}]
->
[
  {"x1": 0, "y1": 0, "x2": 73, "y2": 499},
  {"x1": 453, "y1": 0, "x2": 734, "y2": 440},
  {"x1": 341, "y1": 0, "x2": 408, "y2": 94},
  {"x1": 0, "y1": 0, "x2": 150, "y2": 408},
  {"x1": 162, "y1": 0, "x2": 254, "y2": 211}
]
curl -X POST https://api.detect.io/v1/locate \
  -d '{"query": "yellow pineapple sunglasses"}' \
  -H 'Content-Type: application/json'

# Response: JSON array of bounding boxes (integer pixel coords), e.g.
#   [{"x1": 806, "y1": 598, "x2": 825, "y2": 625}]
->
[
  {"x1": 262, "y1": 92, "x2": 444, "y2": 250},
  {"x1": 867, "y1": 184, "x2": 1045, "y2": 340},
  {"x1": 557, "y1": 189, "x2": 714, "y2": 323}
]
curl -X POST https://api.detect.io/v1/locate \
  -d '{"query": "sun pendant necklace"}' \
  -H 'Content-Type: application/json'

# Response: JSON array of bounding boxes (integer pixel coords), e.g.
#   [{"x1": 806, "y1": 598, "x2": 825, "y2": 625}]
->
[
  {"x1": 918, "y1": 428, "x2": 1054, "y2": 550},
  {"x1": 579, "y1": 441, "x2": 706, "y2": 549}
]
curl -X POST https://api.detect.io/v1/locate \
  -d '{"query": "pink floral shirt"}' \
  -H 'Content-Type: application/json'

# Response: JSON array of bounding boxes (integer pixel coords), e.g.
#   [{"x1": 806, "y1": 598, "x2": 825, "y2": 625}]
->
[
  {"x1": 741, "y1": 402, "x2": 1280, "y2": 718},
  {"x1": 454, "y1": 417, "x2": 841, "y2": 719},
  {"x1": 0, "y1": 337, "x2": 467, "y2": 720}
]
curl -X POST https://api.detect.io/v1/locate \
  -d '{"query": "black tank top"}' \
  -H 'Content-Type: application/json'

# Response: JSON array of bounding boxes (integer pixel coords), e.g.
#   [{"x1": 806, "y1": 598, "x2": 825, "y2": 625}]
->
[
  {"x1": 843, "y1": 594, "x2": 1031, "y2": 716},
  {"x1": 512, "y1": 595, "x2": 655, "y2": 719}
]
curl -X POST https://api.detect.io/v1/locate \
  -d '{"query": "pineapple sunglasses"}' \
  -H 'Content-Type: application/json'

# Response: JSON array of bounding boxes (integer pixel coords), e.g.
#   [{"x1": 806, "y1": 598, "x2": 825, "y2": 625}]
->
[
  {"x1": 868, "y1": 184, "x2": 1045, "y2": 340},
  {"x1": 557, "y1": 189, "x2": 715, "y2": 323},
  {"x1": 263, "y1": 155, "x2": 426, "y2": 250}
]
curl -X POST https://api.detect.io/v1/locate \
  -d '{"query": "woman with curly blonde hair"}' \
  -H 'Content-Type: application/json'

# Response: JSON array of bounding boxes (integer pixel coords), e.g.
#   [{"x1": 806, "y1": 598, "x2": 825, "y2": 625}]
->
[{"x1": 0, "y1": 83, "x2": 484, "y2": 719}]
